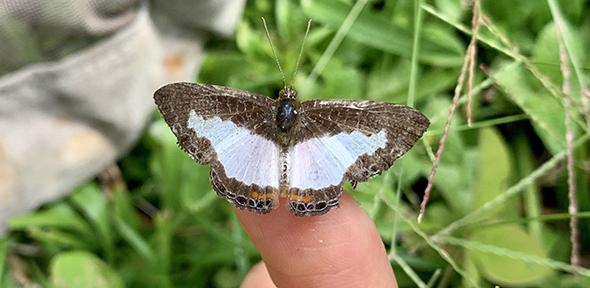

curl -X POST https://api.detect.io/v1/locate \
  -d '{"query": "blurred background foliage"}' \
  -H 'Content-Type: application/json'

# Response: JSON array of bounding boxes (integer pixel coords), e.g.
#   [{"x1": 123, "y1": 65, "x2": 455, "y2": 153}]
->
[{"x1": 1, "y1": 0, "x2": 590, "y2": 287}]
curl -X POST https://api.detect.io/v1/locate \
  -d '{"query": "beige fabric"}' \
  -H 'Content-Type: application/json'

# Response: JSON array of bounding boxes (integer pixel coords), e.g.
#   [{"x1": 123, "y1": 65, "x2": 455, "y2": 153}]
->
[{"x1": 0, "y1": 0, "x2": 245, "y2": 232}]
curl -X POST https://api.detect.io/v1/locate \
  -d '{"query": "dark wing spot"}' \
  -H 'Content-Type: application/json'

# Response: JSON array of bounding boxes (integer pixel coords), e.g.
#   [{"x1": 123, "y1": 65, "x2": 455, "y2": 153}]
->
[
  {"x1": 314, "y1": 201, "x2": 327, "y2": 211},
  {"x1": 236, "y1": 196, "x2": 247, "y2": 206}
]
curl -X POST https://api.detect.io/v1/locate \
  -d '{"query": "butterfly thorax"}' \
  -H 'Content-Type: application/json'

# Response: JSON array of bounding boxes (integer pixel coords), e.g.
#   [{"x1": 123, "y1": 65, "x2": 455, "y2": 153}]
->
[{"x1": 276, "y1": 87, "x2": 299, "y2": 133}]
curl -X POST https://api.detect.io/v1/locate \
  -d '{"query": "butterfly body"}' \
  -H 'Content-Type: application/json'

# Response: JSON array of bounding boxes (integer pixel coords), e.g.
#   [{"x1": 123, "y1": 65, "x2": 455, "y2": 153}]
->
[
  {"x1": 154, "y1": 82, "x2": 429, "y2": 216},
  {"x1": 276, "y1": 99, "x2": 297, "y2": 133}
]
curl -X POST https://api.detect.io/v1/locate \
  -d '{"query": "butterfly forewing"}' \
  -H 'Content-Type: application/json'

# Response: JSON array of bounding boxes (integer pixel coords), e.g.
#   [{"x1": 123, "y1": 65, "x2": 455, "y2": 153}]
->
[{"x1": 154, "y1": 83, "x2": 281, "y2": 213}]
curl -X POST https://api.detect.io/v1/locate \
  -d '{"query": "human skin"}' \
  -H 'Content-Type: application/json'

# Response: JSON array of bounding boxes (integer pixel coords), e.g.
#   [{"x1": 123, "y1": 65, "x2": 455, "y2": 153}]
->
[{"x1": 237, "y1": 193, "x2": 397, "y2": 288}]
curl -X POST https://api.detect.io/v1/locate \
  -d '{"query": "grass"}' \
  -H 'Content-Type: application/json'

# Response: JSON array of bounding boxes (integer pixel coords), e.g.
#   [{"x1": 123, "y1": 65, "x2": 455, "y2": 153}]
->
[{"x1": 2, "y1": 0, "x2": 590, "y2": 287}]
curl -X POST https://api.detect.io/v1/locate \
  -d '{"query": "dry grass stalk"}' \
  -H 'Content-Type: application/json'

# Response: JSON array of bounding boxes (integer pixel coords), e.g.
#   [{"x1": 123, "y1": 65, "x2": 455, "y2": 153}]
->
[
  {"x1": 418, "y1": 0, "x2": 482, "y2": 222},
  {"x1": 554, "y1": 12, "x2": 580, "y2": 271}
]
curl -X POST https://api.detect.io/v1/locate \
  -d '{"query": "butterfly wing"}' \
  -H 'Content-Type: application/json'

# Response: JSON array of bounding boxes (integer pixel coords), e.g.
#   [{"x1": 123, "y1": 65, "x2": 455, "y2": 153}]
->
[
  {"x1": 286, "y1": 100, "x2": 430, "y2": 216},
  {"x1": 154, "y1": 82, "x2": 280, "y2": 213}
]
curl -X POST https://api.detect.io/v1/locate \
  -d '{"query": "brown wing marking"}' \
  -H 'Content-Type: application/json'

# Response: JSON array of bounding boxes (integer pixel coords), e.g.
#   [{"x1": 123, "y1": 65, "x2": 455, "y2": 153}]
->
[{"x1": 154, "y1": 82, "x2": 278, "y2": 164}]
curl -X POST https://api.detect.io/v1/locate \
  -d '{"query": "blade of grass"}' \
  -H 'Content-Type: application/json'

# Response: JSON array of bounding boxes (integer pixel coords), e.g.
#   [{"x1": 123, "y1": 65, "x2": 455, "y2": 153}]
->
[
  {"x1": 304, "y1": 0, "x2": 369, "y2": 86},
  {"x1": 466, "y1": 0, "x2": 481, "y2": 127},
  {"x1": 70, "y1": 185, "x2": 114, "y2": 263},
  {"x1": 462, "y1": 212, "x2": 590, "y2": 231},
  {"x1": 428, "y1": 114, "x2": 529, "y2": 135},
  {"x1": 231, "y1": 213, "x2": 249, "y2": 279},
  {"x1": 547, "y1": 0, "x2": 590, "y2": 128},
  {"x1": 389, "y1": 252, "x2": 428, "y2": 288},
  {"x1": 154, "y1": 212, "x2": 173, "y2": 288},
  {"x1": 382, "y1": 197, "x2": 480, "y2": 288},
  {"x1": 0, "y1": 238, "x2": 6, "y2": 285},
  {"x1": 183, "y1": 192, "x2": 217, "y2": 214},
  {"x1": 435, "y1": 132, "x2": 590, "y2": 237},
  {"x1": 514, "y1": 133, "x2": 543, "y2": 239},
  {"x1": 387, "y1": 170, "x2": 401, "y2": 254},
  {"x1": 426, "y1": 268, "x2": 442, "y2": 288},
  {"x1": 389, "y1": 0, "x2": 424, "y2": 256},
  {"x1": 423, "y1": 4, "x2": 589, "y2": 132},
  {"x1": 407, "y1": 0, "x2": 423, "y2": 108},
  {"x1": 439, "y1": 236, "x2": 590, "y2": 277},
  {"x1": 303, "y1": 0, "x2": 464, "y2": 67},
  {"x1": 420, "y1": 4, "x2": 515, "y2": 59},
  {"x1": 113, "y1": 216, "x2": 155, "y2": 262}
]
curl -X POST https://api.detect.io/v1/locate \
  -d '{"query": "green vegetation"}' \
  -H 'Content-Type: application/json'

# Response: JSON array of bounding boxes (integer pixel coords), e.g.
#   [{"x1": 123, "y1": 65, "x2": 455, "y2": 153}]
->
[{"x1": 1, "y1": 0, "x2": 589, "y2": 287}]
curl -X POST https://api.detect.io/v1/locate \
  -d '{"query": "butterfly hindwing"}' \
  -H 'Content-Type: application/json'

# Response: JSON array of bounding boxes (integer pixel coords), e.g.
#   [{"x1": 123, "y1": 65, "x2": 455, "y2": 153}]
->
[{"x1": 154, "y1": 83, "x2": 281, "y2": 213}]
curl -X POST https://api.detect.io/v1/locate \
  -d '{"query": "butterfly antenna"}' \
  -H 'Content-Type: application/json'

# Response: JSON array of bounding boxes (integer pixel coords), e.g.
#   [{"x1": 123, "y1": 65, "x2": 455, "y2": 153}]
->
[
  {"x1": 261, "y1": 17, "x2": 287, "y2": 88},
  {"x1": 292, "y1": 19, "x2": 312, "y2": 82}
]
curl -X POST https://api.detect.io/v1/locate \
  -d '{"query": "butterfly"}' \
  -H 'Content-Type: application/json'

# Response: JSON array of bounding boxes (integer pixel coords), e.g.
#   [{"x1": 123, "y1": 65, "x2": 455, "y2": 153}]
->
[
  {"x1": 153, "y1": 19, "x2": 429, "y2": 216},
  {"x1": 154, "y1": 82, "x2": 429, "y2": 216}
]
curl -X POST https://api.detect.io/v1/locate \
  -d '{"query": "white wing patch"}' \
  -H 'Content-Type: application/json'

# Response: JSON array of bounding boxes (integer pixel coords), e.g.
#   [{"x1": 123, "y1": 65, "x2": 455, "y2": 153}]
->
[
  {"x1": 289, "y1": 130, "x2": 388, "y2": 190},
  {"x1": 187, "y1": 110, "x2": 280, "y2": 188}
]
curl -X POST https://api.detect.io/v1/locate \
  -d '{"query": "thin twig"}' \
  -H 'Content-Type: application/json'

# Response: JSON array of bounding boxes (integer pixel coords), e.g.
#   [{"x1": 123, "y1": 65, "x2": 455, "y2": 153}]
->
[
  {"x1": 552, "y1": 2, "x2": 580, "y2": 270},
  {"x1": 418, "y1": 41, "x2": 472, "y2": 222},
  {"x1": 466, "y1": 0, "x2": 480, "y2": 127}
]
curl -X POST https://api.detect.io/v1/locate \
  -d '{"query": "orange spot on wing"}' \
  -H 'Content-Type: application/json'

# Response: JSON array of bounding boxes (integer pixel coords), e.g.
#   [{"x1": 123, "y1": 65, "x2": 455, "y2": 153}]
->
[
  {"x1": 250, "y1": 190, "x2": 272, "y2": 200},
  {"x1": 288, "y1": 193, "x2": 315, "y2": 203}
]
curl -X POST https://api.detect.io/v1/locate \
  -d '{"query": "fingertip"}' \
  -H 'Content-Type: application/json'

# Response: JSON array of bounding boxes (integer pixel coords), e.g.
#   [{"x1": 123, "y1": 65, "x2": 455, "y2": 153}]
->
[
  {"x1": 236, "y1": 194, "x2": 397, "y2": 287},
  {"x1": 241, "y1": 262, "x2": 276, "y2": 288}
]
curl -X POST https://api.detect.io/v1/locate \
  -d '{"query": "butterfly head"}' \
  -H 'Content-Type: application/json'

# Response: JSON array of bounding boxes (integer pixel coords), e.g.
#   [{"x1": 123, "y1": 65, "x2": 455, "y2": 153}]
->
[{"x1": 279, "y1": 86, "x2": 298, "y2": 100}]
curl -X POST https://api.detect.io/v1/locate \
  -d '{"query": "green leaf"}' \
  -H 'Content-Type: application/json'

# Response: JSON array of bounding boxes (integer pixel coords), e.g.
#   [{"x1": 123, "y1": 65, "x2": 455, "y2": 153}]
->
[
  {"x1": 302, "y1": 0, "x2": 464, "y2": 66},
  {"x1": 532, "y1": 22, "x2": 586, "y2": 97},
  {"x1": 50, "y1": 251, "x2": 123, "y2": 288},
  {"x1": 493, "y1": 62, "x2": 566, "y2": 154},
  {"x1": 469, "y1": 225, "x2": 553, "y2": 285},
  {"x1": 472, "y1": 128, "x2": 514, "y2": 217}
]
